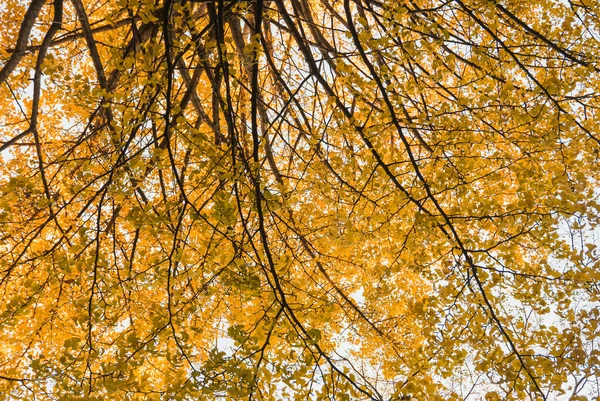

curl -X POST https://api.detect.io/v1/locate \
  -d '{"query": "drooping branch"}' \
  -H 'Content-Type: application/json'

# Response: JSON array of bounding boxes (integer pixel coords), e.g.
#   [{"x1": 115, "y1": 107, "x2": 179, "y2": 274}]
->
[{"x1": 0, "y1": 0, "x2": 48, "y2": 85}]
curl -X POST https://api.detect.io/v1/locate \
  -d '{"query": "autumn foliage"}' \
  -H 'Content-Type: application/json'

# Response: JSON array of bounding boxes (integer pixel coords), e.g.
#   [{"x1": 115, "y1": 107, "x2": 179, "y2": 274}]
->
[{"x1": 0, "y1": 0, "x2": 600, "y2": 399}]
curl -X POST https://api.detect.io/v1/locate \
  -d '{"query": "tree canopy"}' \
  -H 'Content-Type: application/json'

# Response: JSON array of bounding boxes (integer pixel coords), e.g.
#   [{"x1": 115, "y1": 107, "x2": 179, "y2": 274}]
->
[{"x1": 1, "y1": 0, "x2": 600, "y2": 399}]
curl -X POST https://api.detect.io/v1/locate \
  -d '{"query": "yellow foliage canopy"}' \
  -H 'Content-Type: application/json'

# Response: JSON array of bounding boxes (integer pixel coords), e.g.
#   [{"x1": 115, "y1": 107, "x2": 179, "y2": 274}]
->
[{"x1": 0, "y1": 0, "x2": 599, "y2": 399}]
